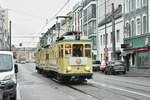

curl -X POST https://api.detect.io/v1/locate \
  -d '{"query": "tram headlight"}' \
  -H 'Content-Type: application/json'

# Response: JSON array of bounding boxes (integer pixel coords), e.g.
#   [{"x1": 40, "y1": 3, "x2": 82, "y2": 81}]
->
[
  {"x1": 67, "y1": 66, "x2": 72, "y2": 72},
  {"x1": 85, "y1": 67, "x2": 90, "y2": 71}
]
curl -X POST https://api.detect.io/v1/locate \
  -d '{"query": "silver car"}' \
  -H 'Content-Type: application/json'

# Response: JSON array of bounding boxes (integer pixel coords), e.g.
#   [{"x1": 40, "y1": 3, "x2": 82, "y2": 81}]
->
[{"x1": 104, "y1": 60, "x2": 126, "y2": 75}]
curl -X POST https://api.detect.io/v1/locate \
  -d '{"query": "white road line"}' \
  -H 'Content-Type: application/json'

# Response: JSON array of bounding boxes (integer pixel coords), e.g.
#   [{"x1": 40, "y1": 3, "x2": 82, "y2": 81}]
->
[
  {"x1": 17, "y1": 84, "x2": 21, "y2": 100},
  {"x1": 89, "y1": 80, "x2": 150, "y2": 98}
]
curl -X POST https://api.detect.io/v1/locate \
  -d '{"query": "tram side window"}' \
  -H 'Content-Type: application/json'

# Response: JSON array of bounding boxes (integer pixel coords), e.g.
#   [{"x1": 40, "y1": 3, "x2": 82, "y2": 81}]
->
[
  {"x1": 85, "y1": 44, "x2": 91, "y2": 58},
  {"x1": 46, "y1": 54, "x2": 49, "y2": 60},
  {"x1": 59, "y1": 45, "x2": 64, "y2": 57},
  {"x1": 73, "y1": 44, "x2": 83, "y2": 57},
  {"x1": 65, "y1": 44, "x2": 72, "y2": 57}
]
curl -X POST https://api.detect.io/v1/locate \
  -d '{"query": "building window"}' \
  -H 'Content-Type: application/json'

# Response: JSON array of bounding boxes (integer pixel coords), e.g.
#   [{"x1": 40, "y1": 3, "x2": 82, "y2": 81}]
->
[
  {"x1": 136, "y1": 18, "x2": 141, "y2": 35},
  {"x1": 130, "y1": 0, "x2": 135, "y2": 11},
  {"x1": 142, "y1": 0, "x2": 147, "y2": 7},
  {"x1": 88, "y1": 21, "x2": 96, "y2": 35},
  {"x1": 83, "y1": 9, "x2": 87, "y2": 23},
  {"x1": 131, "y1": 20, "x2": 136, "y2": 36},
  {"x1": 106, "y1": 33, "x2": 108, "y2": 45},
  {"x1": 136, "y1": 0, "x2": 141, "y2": 9},
  {"x1": 100, "y1": 35, "x2": 102, "y2": 46},
  {"x1": 116, "y1": 30, "x2": 120, "y2": 42},
  {"x1": 142, "y1": 15, "x2": 147, "y2": 34},
  {"x1": 83, "y1": 24, "x2": 87, "y2": 36},
  {"x1": 125, "y1": 0, "x2": 130, "y2": 13},
  {"x1": 91, "y1": 37, "x2": 96, "y2": 50},
  {"x1": 125, "y1": 22, "x2": 131, "y2": 37},
  {"x1": 103, "y1": 34, "x2": 105, "y2": 45},
  {"x1": 137, "y1": 51, "x2": 148, "y2": 67},
  {"x1": 111, "y1": 32, "x2": 112, "y2": 43}
]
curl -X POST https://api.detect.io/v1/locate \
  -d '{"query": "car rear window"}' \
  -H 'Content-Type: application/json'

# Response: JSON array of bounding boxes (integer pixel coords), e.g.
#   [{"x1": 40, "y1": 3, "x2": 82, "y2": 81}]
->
[{"x1": 93, "y1": 61, "x2": 101, "y2": 64}]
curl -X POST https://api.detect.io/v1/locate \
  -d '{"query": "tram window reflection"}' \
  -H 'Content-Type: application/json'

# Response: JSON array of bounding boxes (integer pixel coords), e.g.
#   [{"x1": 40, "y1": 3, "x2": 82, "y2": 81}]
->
[
  {"x1": 85, "y1": 50, "x2": 91, "y2": 58},
  {"x1": 73, "y1": 44, "x2": 83, "y2": 57},
  {"x1": 65, "y1": 49, "x2": 71, "y2": 57}
]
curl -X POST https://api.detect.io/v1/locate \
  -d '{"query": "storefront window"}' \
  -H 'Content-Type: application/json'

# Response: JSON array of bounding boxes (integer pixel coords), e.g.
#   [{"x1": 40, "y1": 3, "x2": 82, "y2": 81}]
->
[{"x1": 137, "y1": 51, "x2": 148, "y2": 67}]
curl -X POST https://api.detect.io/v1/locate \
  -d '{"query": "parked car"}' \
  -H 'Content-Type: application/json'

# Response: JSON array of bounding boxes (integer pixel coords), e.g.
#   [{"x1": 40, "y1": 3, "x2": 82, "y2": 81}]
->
[
  {"x1": 0, "y1": 51, "x2": 18, "y2": 100},
  {"x1": 104, "y1": 60, "x2": 126, "y2": 75},
  {"x1": 20, "y1": 60, "x2": 26, "y2": 64},
  {"x1": 92, "y1": 60, "x2": 101, "y2": 71},
  {"x1": 99, "y1": 60, "x2": 107, "y2": 72}
]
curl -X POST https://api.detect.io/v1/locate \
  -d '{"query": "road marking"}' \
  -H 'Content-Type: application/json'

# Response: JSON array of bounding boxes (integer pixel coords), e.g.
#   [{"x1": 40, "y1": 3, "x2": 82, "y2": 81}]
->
[
  {"x1": 89, "y1": 80, "x2": 150, "y2": 98},
  {"x1": 17, "y1": 84, "x2": 21, "y2": 100}
]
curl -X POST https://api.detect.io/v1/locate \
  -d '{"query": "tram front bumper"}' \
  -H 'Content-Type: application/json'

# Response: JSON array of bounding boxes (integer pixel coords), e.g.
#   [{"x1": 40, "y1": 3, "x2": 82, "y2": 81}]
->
[{"x1": 59, "y1": 73, "x2": 93, "y2": 79}]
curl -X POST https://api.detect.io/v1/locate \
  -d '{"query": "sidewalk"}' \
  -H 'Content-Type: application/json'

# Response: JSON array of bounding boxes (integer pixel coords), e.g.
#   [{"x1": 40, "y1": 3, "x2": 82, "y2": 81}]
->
[{"x1": 123, "y1": 68, "x2": 150, "y2": 77}]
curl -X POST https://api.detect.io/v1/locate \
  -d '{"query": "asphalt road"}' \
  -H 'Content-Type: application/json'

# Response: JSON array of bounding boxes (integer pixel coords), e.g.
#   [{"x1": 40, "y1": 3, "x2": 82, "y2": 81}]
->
[{"x1": 17, "y1": 63, "x2": 150, "y2": 100}]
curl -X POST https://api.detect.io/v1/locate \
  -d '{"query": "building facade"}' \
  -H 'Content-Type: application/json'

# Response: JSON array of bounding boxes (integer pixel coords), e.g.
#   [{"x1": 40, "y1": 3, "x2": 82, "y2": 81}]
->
[
  {"x1": 123, "y1": 0, "x2": 150, "y2": 70},
  {"x1": 82, "y1": 0, "x2": 97, "y2": 60},
  {"x1": 97, "y1": 0, "x2": 124, "y2": 61},
  {"x1": 0, "y1": 5, "x2": 9, "y2": 50},
  {"x1": 72, "y1": 2, "x2": 83, "y2": 32}
]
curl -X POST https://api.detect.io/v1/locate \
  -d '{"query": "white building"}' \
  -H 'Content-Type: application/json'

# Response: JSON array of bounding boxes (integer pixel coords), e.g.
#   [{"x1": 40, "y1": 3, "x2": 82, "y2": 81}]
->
[
  {"x1": 82, "y1": 0, "x2": 97, "y2": 60},
  {"x1": 97, "y1": 0, "x2": 124, "y2": 61},
  {"x1": 123, "y1": 0, "x2": 150, "y2": 70},
  {"x1": 72, "y1": 2, "x2": 83, "y2": 32},
  {"x1": 0, "y1": 5, "x2": 9, "y2": 50}
]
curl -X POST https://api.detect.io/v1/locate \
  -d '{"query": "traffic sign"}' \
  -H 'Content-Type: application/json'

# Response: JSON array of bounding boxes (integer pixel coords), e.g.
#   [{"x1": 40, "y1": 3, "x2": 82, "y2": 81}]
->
[{"x1": 104, "y1": 48, "x2": 108, "y2": 52}]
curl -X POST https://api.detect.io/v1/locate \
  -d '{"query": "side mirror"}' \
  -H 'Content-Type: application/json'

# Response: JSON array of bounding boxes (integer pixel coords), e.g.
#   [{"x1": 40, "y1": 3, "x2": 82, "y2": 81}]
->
[{"x1": 14, "y1": 64, "x2": 18, "y2": 73}]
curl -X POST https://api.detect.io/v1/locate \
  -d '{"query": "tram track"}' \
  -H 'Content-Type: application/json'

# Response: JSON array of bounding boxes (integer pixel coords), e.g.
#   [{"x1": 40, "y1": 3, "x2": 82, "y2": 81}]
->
[
  {"x1": 92, "y1": 76, "x2": 150, "y2": 94},
  {"x1": 88, "y1": 80, "x2": 150, "y2": 100},
  {"x1": 51, "y1": 77, "x2": 140, "y2": 100},
  {"x1": 50, "y1": 77, "x2": 102, "y2": 100},
  {"x1": 100, "y1": 76, "x2": 150, "y2": 88},
  {"x1": 68, "y1": 81, "x2": 140, "y2": 100}
]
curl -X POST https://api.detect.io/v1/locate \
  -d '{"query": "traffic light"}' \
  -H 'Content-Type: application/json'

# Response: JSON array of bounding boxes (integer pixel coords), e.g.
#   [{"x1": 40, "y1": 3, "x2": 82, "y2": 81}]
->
[{"x1": 19, "y1": 43, "x2": 22, "y2": 47}]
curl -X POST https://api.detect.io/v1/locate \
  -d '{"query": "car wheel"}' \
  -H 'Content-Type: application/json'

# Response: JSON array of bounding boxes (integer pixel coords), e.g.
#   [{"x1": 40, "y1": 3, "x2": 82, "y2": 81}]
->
[
  {"x1": 122, "y1": 71, "x2": 126, "y2": 74},
  {"x1": 10, "y1": 95, "x2": 16, "y2": 100},
  {"x1": 3, "y1": 96, "x2": 9, "y2": 100},
  {"x1": 104, "y1": 70, "x2": 107, "y2": 75},
  {"x1": 108, "y1": 68, "x2": 113, "y2": 75}
]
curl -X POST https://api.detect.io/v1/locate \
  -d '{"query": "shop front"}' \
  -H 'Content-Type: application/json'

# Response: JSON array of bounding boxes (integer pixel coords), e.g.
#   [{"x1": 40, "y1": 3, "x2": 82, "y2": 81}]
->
[{"x1": 122, "y1": 34, "x2": 150, "y2": 70}]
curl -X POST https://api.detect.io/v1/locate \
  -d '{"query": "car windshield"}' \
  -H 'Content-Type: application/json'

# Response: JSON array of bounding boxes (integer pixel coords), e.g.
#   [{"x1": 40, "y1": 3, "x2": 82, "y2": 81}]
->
[
  {"x1": 101, "y1": 61, "x2": 106, "y2": 65},
  {"x1": 0, "y1": 54, "x2": 13, "y2": 72}
]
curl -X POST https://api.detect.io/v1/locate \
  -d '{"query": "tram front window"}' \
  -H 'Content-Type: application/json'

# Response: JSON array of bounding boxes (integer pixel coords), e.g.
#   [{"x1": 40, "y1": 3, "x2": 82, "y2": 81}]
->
[{"x1": 73, "y1": 44, "x2": 83, "y2": 57}]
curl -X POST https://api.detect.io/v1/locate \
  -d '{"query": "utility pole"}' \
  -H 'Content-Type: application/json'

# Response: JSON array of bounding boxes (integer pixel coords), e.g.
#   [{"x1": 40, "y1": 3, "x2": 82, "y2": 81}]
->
[
  {"x1": 104, "y1": 0, "x2": 107, "y2": 48},
  {"x1": 112, "y1": 3, "x2": 116, "y2": 60},
  {"x1": 9, "y1": 21, "x2": 11, "y2": 51},
  {"x1": 104, "y1": 0, "x2": 108, "y2": 62}
]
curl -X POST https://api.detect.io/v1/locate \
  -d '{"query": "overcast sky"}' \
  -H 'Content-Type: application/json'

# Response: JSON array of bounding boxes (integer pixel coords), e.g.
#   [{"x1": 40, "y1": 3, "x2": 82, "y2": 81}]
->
[{"x1": 0, "y1": 0, "x2": 79, "y2": 47}]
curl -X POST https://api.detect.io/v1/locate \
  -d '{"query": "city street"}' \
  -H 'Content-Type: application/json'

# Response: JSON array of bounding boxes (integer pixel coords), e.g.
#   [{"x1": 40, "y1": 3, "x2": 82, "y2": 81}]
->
[{"x1": 17, "y1": 63, "x2": 150, "y2": 100}]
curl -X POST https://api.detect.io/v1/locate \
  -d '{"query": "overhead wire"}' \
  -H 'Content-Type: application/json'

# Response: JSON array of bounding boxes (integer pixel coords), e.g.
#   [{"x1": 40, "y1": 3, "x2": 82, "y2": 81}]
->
[
  {"x1": 37, "y1": 0, "x2": 71, "y2": 35},
  {"x1": 11, "y1": 0, "x2": 71, "y2": 47},
  {"x1": 26, "y1": 0, "x2": 71, "y2": 47}
]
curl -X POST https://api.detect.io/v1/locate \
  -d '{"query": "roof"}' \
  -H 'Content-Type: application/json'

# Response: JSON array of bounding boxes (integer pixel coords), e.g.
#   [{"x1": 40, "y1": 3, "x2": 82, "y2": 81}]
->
[
  {"x1": 0, "y1": 51, "x2": 13, "y2": 55},
  {"x1": 98, "y1": 5, "x2": 122, "y2": 27}
]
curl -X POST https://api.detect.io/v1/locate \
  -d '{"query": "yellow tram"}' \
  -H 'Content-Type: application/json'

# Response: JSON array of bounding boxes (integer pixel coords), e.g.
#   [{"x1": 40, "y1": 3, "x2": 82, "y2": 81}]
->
[{"x1": 35, "y1": 32, "x2": 93, "y2": 82}]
